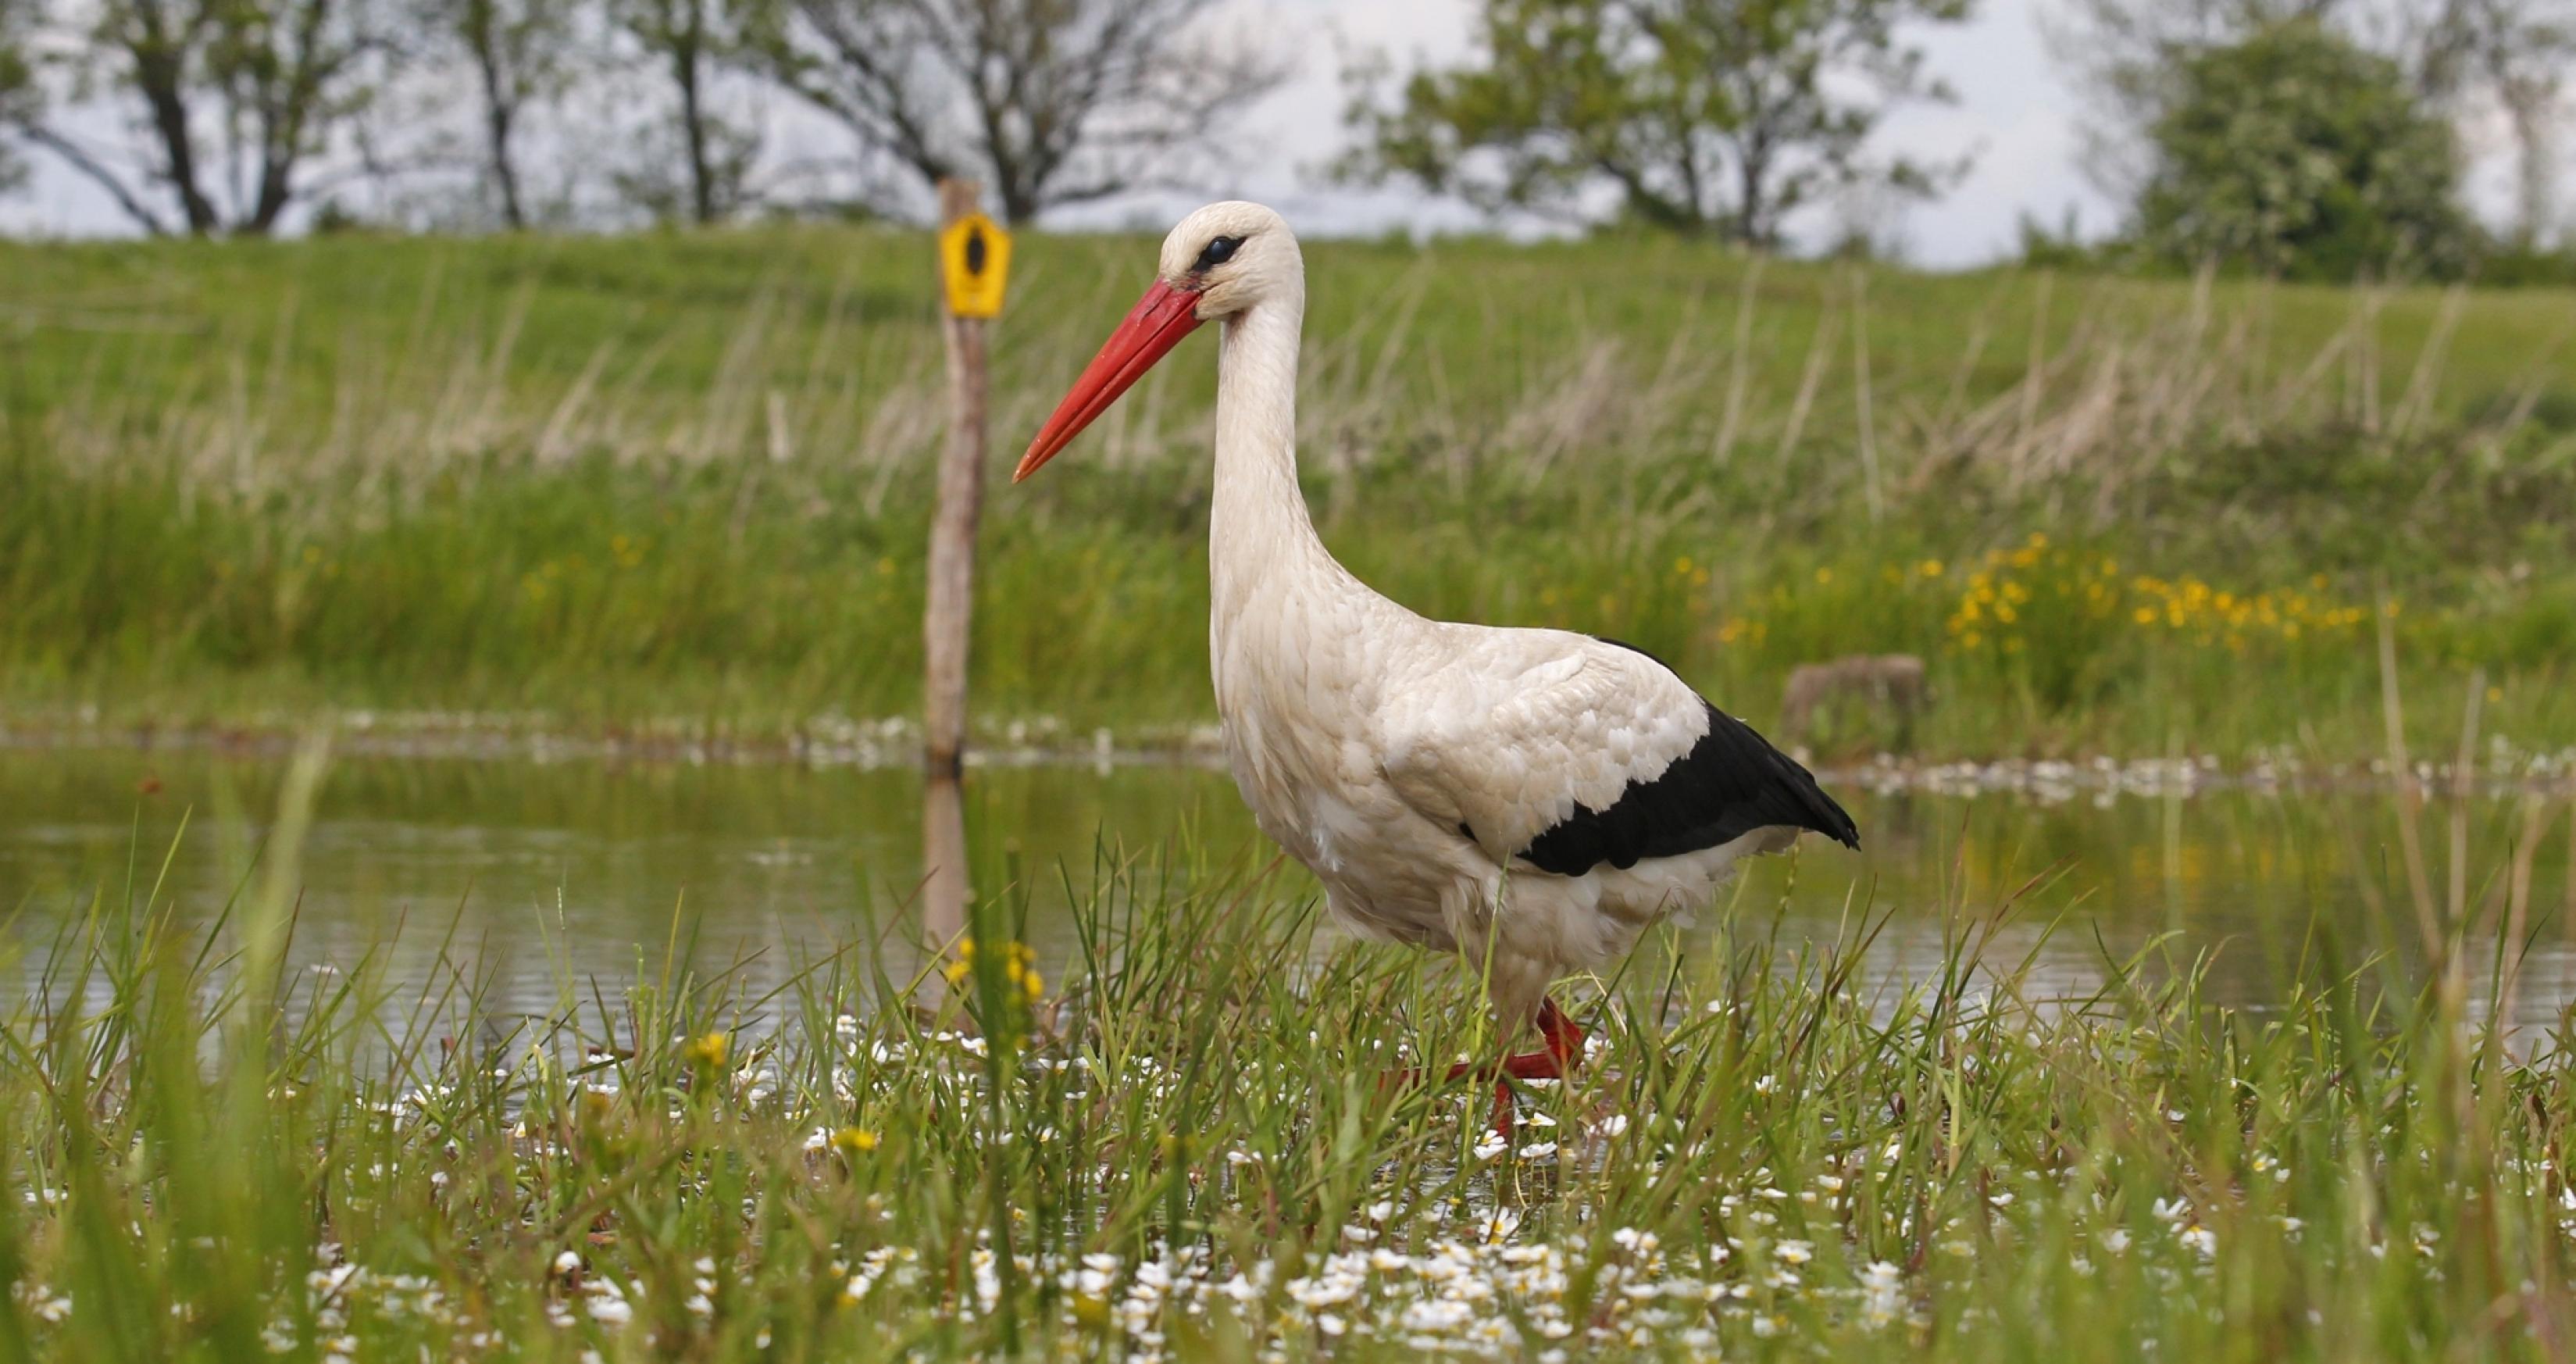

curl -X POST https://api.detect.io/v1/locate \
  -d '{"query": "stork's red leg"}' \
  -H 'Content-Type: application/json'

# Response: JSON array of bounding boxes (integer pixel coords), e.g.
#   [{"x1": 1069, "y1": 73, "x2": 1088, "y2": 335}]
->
[{"x1": 1383, "y1": 997, "x2": 1588, "y2": 1135}]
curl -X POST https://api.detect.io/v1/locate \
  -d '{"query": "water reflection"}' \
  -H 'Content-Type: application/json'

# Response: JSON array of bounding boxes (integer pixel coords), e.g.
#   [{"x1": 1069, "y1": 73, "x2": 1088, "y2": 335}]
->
[{"x1": 0, "y1": 744, "x2": 2567, "y2": 1030}]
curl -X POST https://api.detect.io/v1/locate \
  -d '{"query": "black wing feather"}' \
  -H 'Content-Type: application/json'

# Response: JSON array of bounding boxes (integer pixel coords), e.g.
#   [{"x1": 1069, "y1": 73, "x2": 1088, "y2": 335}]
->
[{"x1": 1513, "y1": 639, "x2": 1859, "y2": 876}]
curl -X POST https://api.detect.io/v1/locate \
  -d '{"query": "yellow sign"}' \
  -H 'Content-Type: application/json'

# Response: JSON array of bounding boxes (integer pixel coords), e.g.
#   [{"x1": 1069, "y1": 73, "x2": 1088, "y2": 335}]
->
[{"x1": 938, "y1": 213, "x2": 1011, "y2": 318}]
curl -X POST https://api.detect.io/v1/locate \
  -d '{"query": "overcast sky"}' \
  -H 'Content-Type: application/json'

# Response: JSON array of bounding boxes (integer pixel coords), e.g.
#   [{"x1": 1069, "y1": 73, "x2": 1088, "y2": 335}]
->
[{"x1": 0, "y1": 0, "x2": 2170, "y2": 266}]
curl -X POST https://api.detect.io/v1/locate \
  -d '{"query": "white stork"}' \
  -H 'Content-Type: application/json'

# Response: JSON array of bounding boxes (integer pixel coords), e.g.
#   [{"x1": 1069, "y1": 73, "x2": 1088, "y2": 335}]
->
[{"x1": 1015, "y1": 202, "x2": 1858, "y2": 1120}]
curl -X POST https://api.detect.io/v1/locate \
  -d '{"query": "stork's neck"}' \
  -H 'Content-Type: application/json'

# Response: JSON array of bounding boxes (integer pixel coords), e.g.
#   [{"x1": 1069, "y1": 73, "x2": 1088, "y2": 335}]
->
[{"x1": 1209, "y1": 287, "x2": 1332, "y2": 623}]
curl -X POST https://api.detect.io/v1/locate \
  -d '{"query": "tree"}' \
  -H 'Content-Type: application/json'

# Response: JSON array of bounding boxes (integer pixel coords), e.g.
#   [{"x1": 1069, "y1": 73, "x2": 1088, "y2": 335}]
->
[
  {"x1": 14, "y1": 0, "x2": 391, "y2": 235},
  {"x1": 2462, "y1": 0, "x2": 2572, "y2": 245},
  {"x1": 1336, "y1": 0, "x2": 1971, "y2": 248},
  {"x1": 749, "y1": 0, "x2": 1282, "y2": 225},
  {"x1": 0, "y1": 0, "x2": 35, "y2": 193},
  {"x1": 611, "y1": 0, "x2": 756, "y2": 223},
  {"x1": 2052, "y1": 0, "x2": 2574, "y2": 244},
  {"x1": 419, "y1": 0, "x2": 579, "y2": 227},
  {"x1": 2136, "y1": 20, "x2": 2471, "y2": 277},
  {"x1": 210, "y1": 0, "x2": 395, "y2": 233}
]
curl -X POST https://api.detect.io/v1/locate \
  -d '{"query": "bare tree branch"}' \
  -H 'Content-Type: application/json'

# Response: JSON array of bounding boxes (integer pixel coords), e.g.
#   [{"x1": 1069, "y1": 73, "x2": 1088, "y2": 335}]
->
[
  {"x1": 18, "y1": 123, "x2": 176, "y2": 231},
  {"x1": 749, "y1": 0, "x2": 1286, "y2": 223}
]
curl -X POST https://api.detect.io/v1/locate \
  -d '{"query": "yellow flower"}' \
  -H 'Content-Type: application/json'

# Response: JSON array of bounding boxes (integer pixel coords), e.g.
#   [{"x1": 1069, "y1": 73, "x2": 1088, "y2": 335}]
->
[
  {"x1": 1814, "y1": 566, "x2": 1834, "y2": 584},
  {"x1": 831, "y1": 1127, "x2": 879, "y2": 1154},
  {"x1": 685, "y1": 1031, "x2": 730, "y2": 1069},
  {"x1": 948, "y1": 938, "x2": 1044, "y2": 1002},
  {"x1": 1918, "y1": 559, "x2": 1944, "y2": 577}
]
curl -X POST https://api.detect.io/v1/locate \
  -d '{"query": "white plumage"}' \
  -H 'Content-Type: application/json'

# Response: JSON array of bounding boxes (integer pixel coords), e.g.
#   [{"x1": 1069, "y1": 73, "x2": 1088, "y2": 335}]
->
[{"x1": 1019, "y1": 202, "x2": 1857, "y2": 1070}]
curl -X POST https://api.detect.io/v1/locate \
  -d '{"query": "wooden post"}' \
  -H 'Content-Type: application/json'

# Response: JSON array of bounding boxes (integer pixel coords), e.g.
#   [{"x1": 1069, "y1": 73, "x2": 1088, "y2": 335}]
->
[{"x1": 921, "y1": 178, "x2": 988, "y2": 953}]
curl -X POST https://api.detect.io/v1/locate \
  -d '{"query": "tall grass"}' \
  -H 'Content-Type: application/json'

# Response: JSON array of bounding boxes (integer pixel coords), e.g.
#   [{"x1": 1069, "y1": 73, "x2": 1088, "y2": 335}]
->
[{"x1": 4, "y1": 229, "x2": 2574, "y2": 755}]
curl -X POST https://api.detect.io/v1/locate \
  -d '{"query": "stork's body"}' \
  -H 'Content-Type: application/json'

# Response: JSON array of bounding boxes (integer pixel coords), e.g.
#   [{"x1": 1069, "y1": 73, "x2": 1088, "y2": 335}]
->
[{"x1": 1021, "y1": 202, "x2": 1857, "y2": 1073}]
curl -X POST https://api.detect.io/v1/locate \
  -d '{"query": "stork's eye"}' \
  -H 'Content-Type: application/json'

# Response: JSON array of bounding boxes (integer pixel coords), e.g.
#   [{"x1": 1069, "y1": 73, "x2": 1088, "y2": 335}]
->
[{"x1": 1193, "y1": 235, "x2": 1244, "y2": 272}]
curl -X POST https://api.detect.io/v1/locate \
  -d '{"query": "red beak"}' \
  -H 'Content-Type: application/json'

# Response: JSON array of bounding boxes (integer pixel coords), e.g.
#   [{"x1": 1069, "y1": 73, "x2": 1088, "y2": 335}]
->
[{"x1": 1015, "y1": 280, "x2": 1204, "y2": 482}]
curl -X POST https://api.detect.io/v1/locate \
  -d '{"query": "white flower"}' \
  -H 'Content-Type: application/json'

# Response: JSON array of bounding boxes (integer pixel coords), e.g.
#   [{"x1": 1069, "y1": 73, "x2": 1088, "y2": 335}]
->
[
  {"x1": 1287, "y1": 1276, "x2": 1357, "y2": 1309},
  {"x1": 1590, "y1": 1113, "x2": 1630, "y2": 1138},
  {"x1": 1774, "y1": 1240, "x2": 1814, "y2": 1265},
  {"x1": 1402, "y1": 1299, "x2": 1475, "y2": 1332},
  {"x1": 2178, "y1": 1225, "x2": 2217, "y2": 1257},
  {"x1": 1518, "y1": 1141, "x2": 1559, "y2": 1162}
]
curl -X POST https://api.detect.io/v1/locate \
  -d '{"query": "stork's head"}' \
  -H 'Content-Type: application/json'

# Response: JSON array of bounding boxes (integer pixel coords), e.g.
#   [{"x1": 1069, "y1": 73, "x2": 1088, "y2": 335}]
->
[{"x1": 1015, "y1": 201, "x2": 1296, "y2": 481}]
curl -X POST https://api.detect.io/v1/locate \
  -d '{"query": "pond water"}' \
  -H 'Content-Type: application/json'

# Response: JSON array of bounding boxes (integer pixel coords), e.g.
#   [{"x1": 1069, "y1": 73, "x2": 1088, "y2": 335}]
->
[{"x1": 3, "y1": 741, "x2": 2571, "y2": 1032}]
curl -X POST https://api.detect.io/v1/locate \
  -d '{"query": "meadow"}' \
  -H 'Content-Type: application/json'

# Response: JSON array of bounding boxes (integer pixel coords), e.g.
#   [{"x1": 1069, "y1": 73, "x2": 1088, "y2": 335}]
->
[
  {"x1": 10, "y1": 227, "x2": 2576, "y2": 1362},
  {"x1": 5, "y1": 227, "x2": 2576, "y2": 760}
]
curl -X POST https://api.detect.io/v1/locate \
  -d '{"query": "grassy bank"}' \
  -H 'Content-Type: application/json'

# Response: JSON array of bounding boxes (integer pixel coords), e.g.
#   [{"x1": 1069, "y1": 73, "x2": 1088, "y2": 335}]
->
[
  {"x1": 6, "y1": 794, "x2": 2574, "y2": 1360},
  {"x1": 5, "y1": 227, "x2": 2575, "y2": 757}
]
